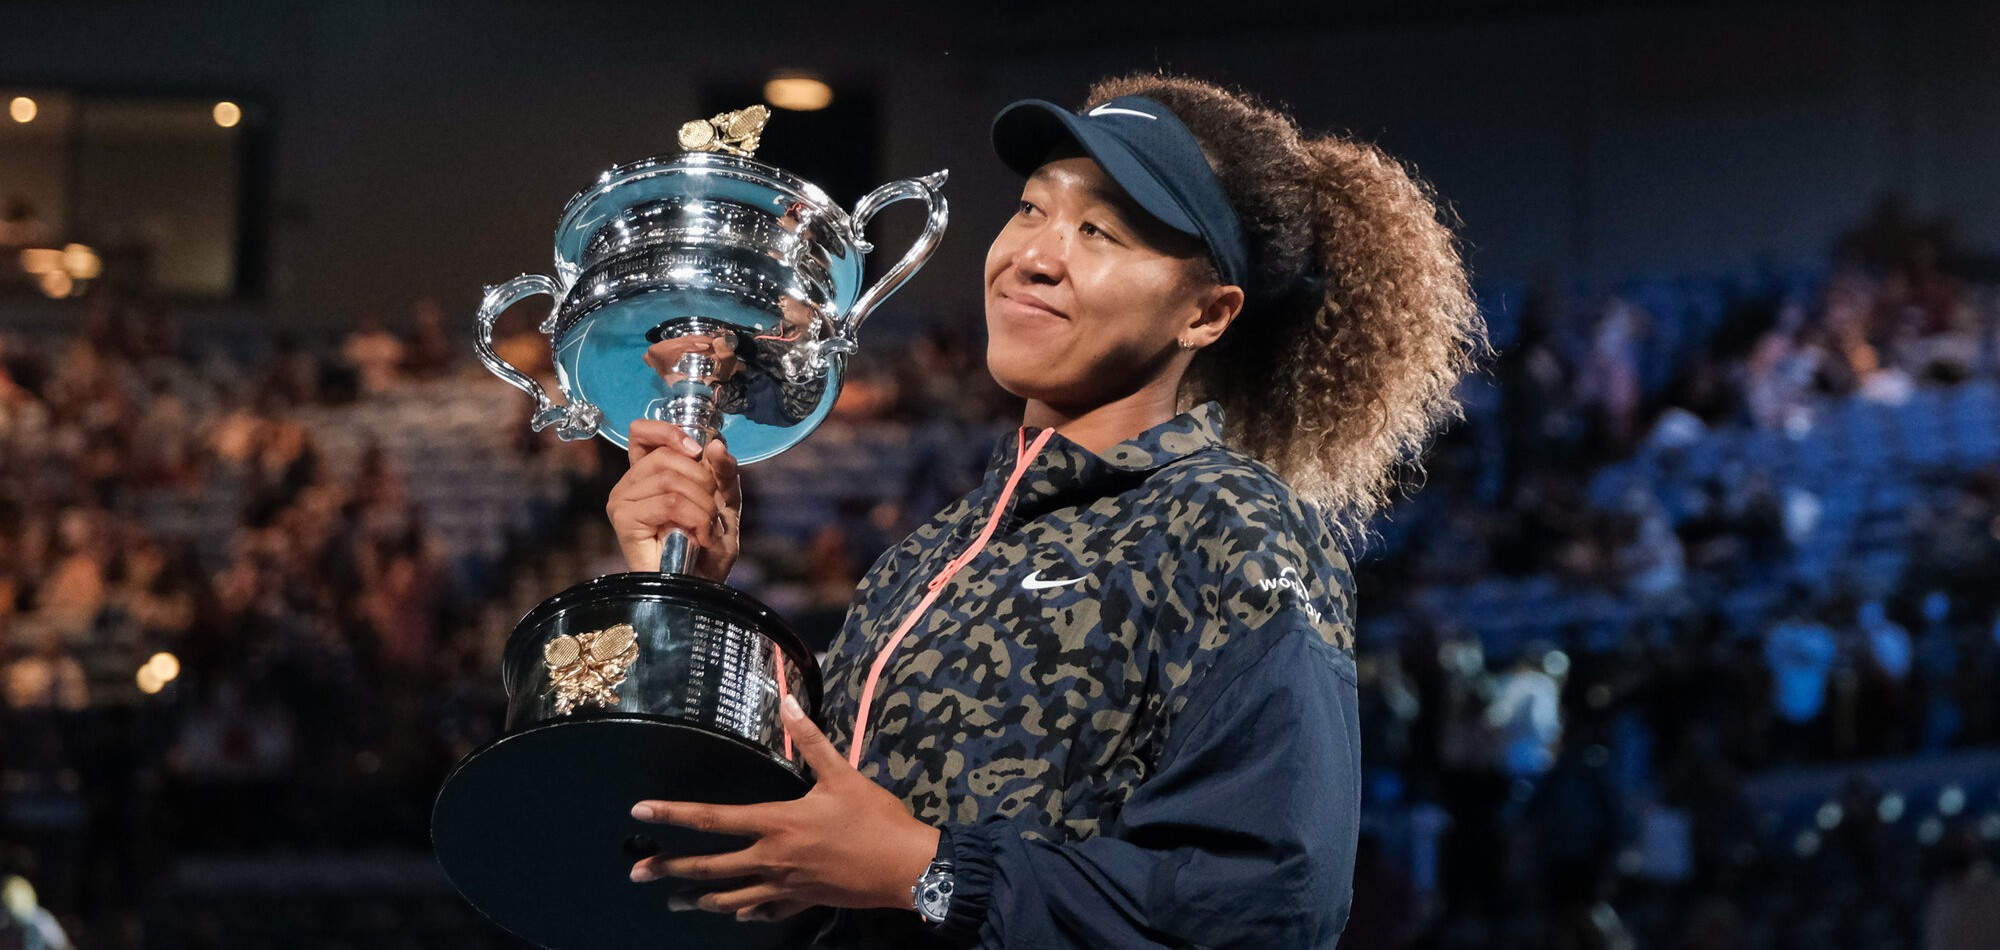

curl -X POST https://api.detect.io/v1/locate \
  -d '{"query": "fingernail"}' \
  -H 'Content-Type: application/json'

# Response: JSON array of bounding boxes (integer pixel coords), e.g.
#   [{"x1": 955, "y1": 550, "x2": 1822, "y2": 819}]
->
[
  {"x1": 631, "y1": 803, "x2": 655, "y2": 820},
  {"x1": 682, "y1": 435, "x2": 702, "y2": 455},
  {"x1": 666, "y1": 894, "x2": 695, "y2": 911},
  {"x1": 781, "y1": 695, "x2": 804, "y2": 720},
  {"x1": 630, "y1": 864, "x2": 655, "y2": 883}
]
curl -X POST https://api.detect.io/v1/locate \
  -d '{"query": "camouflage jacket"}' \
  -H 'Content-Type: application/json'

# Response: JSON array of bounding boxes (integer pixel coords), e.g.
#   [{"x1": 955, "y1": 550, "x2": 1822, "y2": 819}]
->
[{"x1": 813, "y1": 401, "x2": 1360, "y2": 949}]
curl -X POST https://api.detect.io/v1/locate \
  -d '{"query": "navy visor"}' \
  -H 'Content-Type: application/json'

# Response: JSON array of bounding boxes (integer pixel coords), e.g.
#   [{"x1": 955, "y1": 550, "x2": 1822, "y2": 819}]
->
[{"x1": 991, "y1": 95, "x2": 1250, "y2": 290}]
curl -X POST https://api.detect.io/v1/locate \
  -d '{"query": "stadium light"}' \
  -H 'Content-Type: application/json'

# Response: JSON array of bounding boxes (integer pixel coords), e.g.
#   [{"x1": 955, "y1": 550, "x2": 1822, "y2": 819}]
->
[{"x1": 764, "y1": 75, "x2": 833, "y2": 112}]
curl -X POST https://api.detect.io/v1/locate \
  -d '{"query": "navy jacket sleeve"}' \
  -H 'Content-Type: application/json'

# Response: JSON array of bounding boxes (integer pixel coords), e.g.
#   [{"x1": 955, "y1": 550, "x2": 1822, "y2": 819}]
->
[{"x1": 933, "y1": 613, "x2": 1361, "y2": 949}]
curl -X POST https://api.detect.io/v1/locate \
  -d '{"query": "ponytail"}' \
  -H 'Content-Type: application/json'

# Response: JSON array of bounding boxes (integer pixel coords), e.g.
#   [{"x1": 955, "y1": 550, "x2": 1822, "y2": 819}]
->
[{"x1": 1084, "y1": 74, "x2": 1487, "y2": 547}]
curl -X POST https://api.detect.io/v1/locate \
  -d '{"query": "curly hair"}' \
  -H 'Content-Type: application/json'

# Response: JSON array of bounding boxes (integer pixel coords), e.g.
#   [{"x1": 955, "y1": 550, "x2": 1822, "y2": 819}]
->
[{"x1": 1084, "y1": 73, "x2": 1488, "y2": 546}]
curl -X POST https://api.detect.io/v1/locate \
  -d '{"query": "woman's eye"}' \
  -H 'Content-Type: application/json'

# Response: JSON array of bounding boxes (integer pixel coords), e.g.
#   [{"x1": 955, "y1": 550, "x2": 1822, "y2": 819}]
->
[
  {"x1": 1016, "y1": 200, "x2": 1037, "y2": 217},
  {"x1": 1080, "y1": 221, "x2": 1110, "y2": 240}
]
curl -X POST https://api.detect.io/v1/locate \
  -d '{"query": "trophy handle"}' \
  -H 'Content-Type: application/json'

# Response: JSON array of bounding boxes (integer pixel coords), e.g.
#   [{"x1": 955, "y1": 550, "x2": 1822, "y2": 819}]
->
[
  {"x1": 475, "y1": 274, "x2": 604, "y2": 441},
  {"x1": 842, "y1": 169, "x2": 949, "y2": 339}
]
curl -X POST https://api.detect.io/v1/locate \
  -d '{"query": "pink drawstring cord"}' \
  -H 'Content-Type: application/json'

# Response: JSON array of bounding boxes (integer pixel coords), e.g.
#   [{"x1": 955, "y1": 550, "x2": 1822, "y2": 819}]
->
[
  {"x1": 773, "y1": 650, "x2": 793, "y2": 760},
  {"x1": 845, "y1": 426, "x2": 1058, "y2": 768}
]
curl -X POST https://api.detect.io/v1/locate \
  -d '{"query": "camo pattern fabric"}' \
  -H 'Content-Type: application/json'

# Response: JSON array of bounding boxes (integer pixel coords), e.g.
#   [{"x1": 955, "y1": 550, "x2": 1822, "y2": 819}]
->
[{"x1": 816, "y1": 400, "x2": 1356, "y2": 841}]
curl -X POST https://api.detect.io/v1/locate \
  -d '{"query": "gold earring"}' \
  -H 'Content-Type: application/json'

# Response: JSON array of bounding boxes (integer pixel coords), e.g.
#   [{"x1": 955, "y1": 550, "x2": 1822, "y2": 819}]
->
[{"x1": 1178, "y1": 337, "x2": 1195, "y2": 350}]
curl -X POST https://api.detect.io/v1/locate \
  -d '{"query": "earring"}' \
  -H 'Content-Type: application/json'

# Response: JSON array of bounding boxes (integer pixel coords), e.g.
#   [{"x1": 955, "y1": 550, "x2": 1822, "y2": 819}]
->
[{"x1": 1177, "y1": 337, "x2": 1195, "y2": 350}]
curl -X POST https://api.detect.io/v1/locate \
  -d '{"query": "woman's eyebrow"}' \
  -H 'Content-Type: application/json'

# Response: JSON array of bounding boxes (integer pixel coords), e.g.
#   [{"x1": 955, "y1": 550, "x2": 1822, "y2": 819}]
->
[{"x1": 1023, "y1": 166, "x2": 1147, "y2": 227}]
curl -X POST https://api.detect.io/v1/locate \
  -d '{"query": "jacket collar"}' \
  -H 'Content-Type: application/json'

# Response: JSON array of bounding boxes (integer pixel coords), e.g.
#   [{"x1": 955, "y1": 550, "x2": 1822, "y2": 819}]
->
[
  {"x1": 1090, "y1": 400, "x2": 1229, "y2": 474},
  {"x1": 981, "y1": 401, "x2": 1228, "y2": 508}
]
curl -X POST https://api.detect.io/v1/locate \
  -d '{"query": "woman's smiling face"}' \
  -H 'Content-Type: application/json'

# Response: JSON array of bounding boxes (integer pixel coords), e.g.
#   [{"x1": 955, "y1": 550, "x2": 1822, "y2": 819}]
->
[{"x1": 983, "y1": 153, "x2": 1222, "y2": 413}]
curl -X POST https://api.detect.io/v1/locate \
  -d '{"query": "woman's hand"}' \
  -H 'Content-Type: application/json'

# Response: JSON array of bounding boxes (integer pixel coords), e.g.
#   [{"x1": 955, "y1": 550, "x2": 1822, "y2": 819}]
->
[
  {"x1": 606, "y1": 419, "x2": 740, "y2": 581},
  {"x1": 628, "y1": 696, "x2": 941, "y2": 923},
  {"x1": 644, "y1": 335, "x2": 741, "y2": 383}
]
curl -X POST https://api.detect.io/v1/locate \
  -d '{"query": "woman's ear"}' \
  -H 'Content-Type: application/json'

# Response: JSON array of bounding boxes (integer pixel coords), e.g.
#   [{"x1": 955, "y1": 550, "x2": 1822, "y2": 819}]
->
[{"x1": 1185, "y1": 283, "x2": 1246, "y2": 349}]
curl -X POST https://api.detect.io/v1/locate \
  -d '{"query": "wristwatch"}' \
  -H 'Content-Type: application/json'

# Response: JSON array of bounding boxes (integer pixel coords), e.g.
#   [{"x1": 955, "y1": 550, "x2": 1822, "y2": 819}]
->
[{"x1": 912, "y1": 828, "x2": 955, "y2": 925}]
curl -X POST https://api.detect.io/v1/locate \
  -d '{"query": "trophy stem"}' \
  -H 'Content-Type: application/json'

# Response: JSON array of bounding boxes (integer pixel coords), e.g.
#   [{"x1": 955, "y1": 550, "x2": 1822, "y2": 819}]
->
[
  {"x1": 644, "y1": 318, "x2": 732, "y2": 575},
  {"x1": 660, "y1": 532, "x2": 694, "y2": 576}
]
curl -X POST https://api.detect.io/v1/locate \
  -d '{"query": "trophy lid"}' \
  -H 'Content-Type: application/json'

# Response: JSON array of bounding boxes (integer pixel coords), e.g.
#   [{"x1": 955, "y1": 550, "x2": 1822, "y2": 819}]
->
[
  {"x1": 552, "y1": 107, "x2": 849, "y2": 284},
  {"x1": 543, "y1": 107, "x2": 870, "y2": 462},
  {"x1": 552, "y1": 151, "x2": 857, "y2": 286}
]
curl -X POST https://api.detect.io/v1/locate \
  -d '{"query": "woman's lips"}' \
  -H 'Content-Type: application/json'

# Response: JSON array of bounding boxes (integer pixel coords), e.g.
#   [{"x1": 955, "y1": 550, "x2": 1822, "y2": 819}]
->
[{"x1": 995, "y1": 290, "x2": 1069, "y2": 321}]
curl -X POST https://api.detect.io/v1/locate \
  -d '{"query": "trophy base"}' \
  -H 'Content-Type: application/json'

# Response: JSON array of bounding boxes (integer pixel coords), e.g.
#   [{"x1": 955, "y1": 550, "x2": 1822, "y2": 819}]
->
[{"x1": 433, "y1": 715, "x2": 822, "y2": 950}]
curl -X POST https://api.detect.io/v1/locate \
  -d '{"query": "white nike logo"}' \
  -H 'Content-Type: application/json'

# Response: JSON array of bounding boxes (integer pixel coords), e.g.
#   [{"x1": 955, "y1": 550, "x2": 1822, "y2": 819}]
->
[
  {"x1": 1087, "y1": 105, "x2": 1157, "y2": 120},
  {"x1": 1022, "y1": 570, "x2": 1087, "y2": 590}
]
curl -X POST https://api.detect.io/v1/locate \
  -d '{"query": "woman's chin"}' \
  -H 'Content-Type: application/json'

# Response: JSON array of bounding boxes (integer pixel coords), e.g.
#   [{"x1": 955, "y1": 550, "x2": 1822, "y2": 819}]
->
[{"x1": 985, "y1": 358, "x2": 1060, "y2": 405}]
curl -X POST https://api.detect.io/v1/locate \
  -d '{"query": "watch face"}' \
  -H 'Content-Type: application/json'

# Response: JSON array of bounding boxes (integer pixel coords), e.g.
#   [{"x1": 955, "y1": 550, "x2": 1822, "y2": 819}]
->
[{"x1": 919, "y1": 874, "x2": 954, "y2": 920}]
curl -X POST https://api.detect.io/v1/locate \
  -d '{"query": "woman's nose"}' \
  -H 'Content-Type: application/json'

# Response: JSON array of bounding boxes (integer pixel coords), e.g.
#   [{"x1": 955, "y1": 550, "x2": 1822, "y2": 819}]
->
[{"x1": 1012, "y1": 226, "x2": 1067, "y2": 283}]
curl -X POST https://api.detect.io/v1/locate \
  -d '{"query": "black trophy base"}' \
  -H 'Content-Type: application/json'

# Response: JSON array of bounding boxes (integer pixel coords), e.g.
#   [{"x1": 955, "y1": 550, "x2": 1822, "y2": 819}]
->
[{"x1": 433, "y1": 715, "x2": 821, "y2": 950}]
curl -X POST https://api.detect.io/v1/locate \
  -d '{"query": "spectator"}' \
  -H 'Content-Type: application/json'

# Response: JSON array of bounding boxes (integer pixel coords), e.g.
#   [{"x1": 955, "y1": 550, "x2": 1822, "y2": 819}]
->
[
  {"x1": 3, "y1": 629, "x2": 86, "y2": 713},
  {"x1": 0, "y1": 871, "x2": 72, "y2": 950},
  {"x1": 341, "y1": 315, "x2": 405, "y2": 394},
  {"x1": 0, "y1": 196, "x2": 51, "y2": 249},
  {"x1": 1764, "y1": 602, "x2": 1838, "y2": 759},
  {"x1": 1487, "y1": 647, "x2": 1564, "y2": 777}
]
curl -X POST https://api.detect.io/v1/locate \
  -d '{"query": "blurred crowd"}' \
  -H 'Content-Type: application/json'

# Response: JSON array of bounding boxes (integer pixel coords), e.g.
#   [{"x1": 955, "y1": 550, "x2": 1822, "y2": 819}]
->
[
  {"x1": 0, "y1": 291, "x2": 1018, "y2": 947},
  {"x1": 4, "y1": 199, "x2": 2000, "y2": 948},
  {"x1": 1344, "y1": 204, "x2": 2000, "y2": 950},
  {"x1": 0, "y1": 296, "x2": 520, "y2": 939}
]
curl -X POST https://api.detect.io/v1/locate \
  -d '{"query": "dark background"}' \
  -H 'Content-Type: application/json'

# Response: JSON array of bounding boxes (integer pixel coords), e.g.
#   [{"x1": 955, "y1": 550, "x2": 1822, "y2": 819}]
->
[
  {"x1": 3, "y1": 1, "x2": 1998, "y2": 329},
  {"x1": 5, "y1": 2, "x2": 2000, "y2": 950}
]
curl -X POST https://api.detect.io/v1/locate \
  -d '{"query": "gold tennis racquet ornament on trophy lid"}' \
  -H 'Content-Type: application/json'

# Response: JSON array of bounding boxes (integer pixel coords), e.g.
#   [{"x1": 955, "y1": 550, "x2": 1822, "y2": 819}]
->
[
  {"x1": 431, "y1": 106, "x2": 948, "y2": 950},
  {"x1": 677, "y1": 104, "x2": 769, "y2": 155}
]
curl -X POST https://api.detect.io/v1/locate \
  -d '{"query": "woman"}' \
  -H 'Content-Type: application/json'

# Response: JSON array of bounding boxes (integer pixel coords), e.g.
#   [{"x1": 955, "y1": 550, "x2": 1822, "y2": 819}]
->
[{"x1": 608, "y1": 73, "x2": 1484, "y2": 948}]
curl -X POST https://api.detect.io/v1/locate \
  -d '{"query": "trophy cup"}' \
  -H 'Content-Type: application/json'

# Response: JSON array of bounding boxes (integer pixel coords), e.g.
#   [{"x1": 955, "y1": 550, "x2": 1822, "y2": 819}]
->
[{"x1": 430, "y1": 105, "x2": 948, "y2": 950}]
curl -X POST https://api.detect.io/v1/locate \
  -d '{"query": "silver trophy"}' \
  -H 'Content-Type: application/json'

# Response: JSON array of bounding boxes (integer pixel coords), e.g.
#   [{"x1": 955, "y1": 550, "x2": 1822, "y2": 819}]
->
[{"x1": 431, "y1": 106, "x2": 948, "y2": 950}]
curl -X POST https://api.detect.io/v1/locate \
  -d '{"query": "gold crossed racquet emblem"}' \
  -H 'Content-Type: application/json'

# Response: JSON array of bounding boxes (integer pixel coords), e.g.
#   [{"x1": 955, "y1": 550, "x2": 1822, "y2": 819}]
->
[
  {"x1": 543, "y1": 624, "x2": 640, "y2": 715},
  {"x1": 678, "y1": 105, "x2": 771, "y2": 157}
]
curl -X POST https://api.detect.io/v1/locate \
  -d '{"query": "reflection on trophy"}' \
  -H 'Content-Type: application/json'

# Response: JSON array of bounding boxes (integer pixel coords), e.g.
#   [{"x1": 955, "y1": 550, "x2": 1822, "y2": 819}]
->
[{"x1": 430, "y1": 106, "x2": 948, "y2": 950}]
